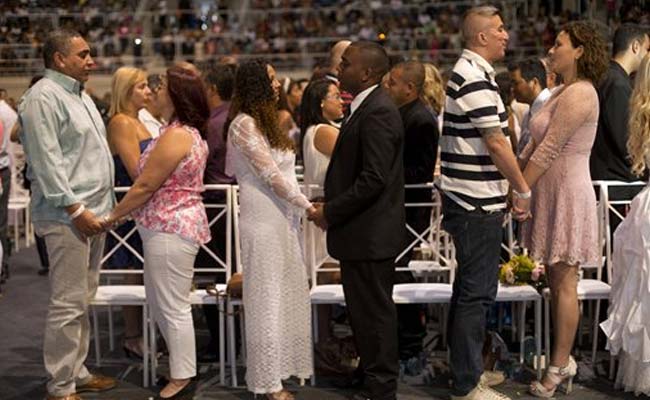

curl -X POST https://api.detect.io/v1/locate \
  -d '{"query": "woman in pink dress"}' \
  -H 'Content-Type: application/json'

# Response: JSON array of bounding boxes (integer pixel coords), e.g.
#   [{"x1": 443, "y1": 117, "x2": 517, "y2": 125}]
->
[
  {"x1": 102, "y1": 66, "x2": 210, "y2": 399},
  {"x1": 519, "y1": 21, "x2": 608, "y2": 397}
]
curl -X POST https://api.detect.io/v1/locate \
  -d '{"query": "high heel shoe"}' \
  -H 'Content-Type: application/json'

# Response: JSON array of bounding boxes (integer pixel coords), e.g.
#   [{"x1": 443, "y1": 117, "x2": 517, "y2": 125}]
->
[
  {"x1": 254, "y1": 389, "x2": 295, "y2": 400},
  {"x1": 122, "y1": 336, "x2": 144, "y2": 360},
  {"x1": 529, "y1": 356, "x2": 578, "y2": 398},
  {"x1": 157, "y1": 378, "x2": 197, "y2": 399}
]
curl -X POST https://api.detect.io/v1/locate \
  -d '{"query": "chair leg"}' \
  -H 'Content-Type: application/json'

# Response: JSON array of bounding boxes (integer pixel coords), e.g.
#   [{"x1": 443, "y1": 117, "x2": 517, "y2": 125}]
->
[
  {"x1": 108, "y1": 305, "x2": 115, "y2": 352},
  {"x1": 519, "y1": 302, "x2": 526, "y2": 365},
  {"x1": 149, "y1": 307, "x2": 158, "y2": 385},
  {"x1": 142, "y1": 304, "x2": 149, "y2": 388},
  {"x1": 544, "y1": 297, "x2": 550, "y2": 364},
  {"x1": 311, "y1": 305, "x2": 318, "y2": 386},
  {"x1": 535, "y1": 299, "x2": 542, "y2": 379},
  {"x1": 92, "y1": 307, "x2": 101, "y2": 367},
  {"x1": 227, "y1": 302, "x2": 237, "y2": 387},
  {"x1": 239, "y1": 308, "x2": 247, "y2": 362},
  {"x1": 592, "y1": 299, "x2": 601, "y2": 365},
  {"x1": 609, "y1": 354, "x2": 616, "y2": 380},
  {"x1": 219, "y1": 299, "x2": 225, "y2": 386}
]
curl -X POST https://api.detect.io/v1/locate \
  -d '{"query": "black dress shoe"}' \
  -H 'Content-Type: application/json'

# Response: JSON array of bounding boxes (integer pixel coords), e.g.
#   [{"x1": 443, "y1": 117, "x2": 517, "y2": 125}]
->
[
  {"x1": 333, "y1": 374, "x2": 364, "y2": 389},
  {"x1": 349, "y1": 394, "x2": 371, "y2": 400},
  {"x1": 197, "y1": 351, "x2": 219, "y2": 363}
]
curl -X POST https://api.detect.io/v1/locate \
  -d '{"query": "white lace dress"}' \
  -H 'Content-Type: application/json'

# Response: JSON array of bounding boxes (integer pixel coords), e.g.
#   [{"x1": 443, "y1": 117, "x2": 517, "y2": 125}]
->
[
  {"x1": 601, "y1": 180, "x2": 650, "y2": 396},
  {"x1": 226, "y1": 113, "x2": 314, "y2": 393}
]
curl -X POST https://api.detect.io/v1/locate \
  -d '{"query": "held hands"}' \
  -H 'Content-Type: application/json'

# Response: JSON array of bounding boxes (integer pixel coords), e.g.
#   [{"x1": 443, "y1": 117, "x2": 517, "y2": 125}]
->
[
  {"x1": 307, "y1": 202, "x2": 328, "y2": 230},
  {"x1": 510, "y1": 190, "x2": 532, "y2": 222},
  {"x1": 72, "y1": 209, "x2": 104, "y2": 239}
]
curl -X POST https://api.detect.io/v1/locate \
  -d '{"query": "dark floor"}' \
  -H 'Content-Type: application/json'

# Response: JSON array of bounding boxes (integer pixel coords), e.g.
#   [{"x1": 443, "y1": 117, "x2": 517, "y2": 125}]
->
[{"x1": 0, "y1": 245, "x2": 641, "y2": 400}]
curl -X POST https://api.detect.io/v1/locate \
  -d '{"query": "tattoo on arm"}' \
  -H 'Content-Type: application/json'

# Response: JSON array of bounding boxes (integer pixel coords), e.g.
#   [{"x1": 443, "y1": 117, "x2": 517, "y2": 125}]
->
[{"x1": 477, "y1": 126, "x2": 505, "y2": 140}]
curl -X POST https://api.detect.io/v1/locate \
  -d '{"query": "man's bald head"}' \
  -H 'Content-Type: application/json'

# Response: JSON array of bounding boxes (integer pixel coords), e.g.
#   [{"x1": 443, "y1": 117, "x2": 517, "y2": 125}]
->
[
  {"x1": 338, "y1": 41, "x2": 390, "y2": 95},
  {"x1": 350, "y1": 41, "x2": 390, "y2": 80},
  {"x1": 329, "y1": 40, "x2": 352, "y2": 74}
]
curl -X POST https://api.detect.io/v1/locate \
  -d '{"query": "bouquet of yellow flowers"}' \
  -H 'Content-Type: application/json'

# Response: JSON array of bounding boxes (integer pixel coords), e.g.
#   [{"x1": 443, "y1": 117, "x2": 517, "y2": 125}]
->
[{"x1": 499, "y1": 254, "x2": 546, "y2": 290}]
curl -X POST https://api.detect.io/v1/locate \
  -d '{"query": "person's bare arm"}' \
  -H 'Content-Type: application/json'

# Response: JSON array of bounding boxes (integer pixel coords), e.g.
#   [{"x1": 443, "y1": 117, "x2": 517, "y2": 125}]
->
[
  {"x1": 479, "y1": 126, "x2": 531, "y2": 218},
  {"x1": 105, "y1": 127, "x2": 192, "y2": 222},
  {"x1": 107, "y1": 116, "x2": 142, "y2": 181},
  {"x1": 313, "y1": 124, "x2": 339, "y2": 157}
]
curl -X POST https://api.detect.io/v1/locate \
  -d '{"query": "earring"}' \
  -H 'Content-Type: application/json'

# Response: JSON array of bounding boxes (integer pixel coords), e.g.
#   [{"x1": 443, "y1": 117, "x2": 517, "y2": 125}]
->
[{"x1": 320, "y1": 103, "x2": 324, "y2": 108}]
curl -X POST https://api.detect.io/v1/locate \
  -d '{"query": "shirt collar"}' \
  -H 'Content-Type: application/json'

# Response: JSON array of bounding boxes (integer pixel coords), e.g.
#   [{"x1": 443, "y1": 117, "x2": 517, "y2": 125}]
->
[
  {"x1": 45, "y1": 69, "x2": 83, "y2": 95},
  {"x1": 531, "y1": 88, "x2": 552, "y2": 113},
  {"x1": 461, "y1": 49, "x2": 496, "y2": 79},
  {"x1": 349, "y1": 84, "x2": 378, "y2": 117}
]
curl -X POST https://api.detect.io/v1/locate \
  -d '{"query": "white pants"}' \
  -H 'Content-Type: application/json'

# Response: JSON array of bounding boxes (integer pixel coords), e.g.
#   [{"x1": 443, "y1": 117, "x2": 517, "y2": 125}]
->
[{"x1": 139, "y1": 226, "x2": 199, "y2": 379}]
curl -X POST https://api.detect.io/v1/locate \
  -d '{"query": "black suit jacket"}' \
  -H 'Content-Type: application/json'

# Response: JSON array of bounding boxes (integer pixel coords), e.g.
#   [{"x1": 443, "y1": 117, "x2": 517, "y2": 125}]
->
[
  {"x1": 590, "y1": 61, "x2": 636, "y2": 183},
  {"x1": 400, "y1": 99, "x2": 439, "y2": 186},
  {"x1": 324, "y1": 86, "x2": 406, "y2": 261}
]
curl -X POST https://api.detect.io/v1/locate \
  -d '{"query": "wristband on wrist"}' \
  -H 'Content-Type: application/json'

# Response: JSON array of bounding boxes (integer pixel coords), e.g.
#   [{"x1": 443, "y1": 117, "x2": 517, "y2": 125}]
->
[
  {"x1": 513, "y1": 189, "x2": 532, "y2": 199},
  {"x1": 69, "y1": 204, "x2": 86, "y2": 220}
]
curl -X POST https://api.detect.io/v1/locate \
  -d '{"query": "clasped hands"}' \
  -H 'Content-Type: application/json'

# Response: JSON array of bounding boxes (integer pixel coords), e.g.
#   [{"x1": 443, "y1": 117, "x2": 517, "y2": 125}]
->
[
  {"x1": 510, "y1": 195, "x2": 532, "y2": 222},
  {"x1": 72, "y1": 209, "x2": 125, "y2": 239},
  {"x1": 306, "y1": 201, "x2": 327, "y2": 230}
]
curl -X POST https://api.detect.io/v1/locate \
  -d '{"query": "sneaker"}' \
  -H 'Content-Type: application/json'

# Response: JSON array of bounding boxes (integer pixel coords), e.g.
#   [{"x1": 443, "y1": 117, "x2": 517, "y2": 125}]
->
[
  {"x1": 451, "y1": 383, "x2": 511, "y2": 400},
  {"x1": 480, "y1": 370, "x2": 506, "y2": 387}
]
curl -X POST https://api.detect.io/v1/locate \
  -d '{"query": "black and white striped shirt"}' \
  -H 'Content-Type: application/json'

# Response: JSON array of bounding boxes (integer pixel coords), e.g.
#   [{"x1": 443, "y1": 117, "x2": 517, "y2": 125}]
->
[{"x1": 440, "y1": 49, "x2": 509, "y2": 211}]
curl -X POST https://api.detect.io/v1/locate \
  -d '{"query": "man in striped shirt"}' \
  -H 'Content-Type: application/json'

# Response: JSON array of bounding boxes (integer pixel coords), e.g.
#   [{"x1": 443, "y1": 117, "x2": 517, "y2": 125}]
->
[{"x1": 440, "y1": 5, "x2": 531, "y2": 400}]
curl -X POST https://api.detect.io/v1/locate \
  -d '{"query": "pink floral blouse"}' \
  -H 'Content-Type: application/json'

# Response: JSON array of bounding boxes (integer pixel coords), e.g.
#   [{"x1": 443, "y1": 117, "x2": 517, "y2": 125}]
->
[{"x1": 134, "y1": 122, "x2": 211, "y2": 244}]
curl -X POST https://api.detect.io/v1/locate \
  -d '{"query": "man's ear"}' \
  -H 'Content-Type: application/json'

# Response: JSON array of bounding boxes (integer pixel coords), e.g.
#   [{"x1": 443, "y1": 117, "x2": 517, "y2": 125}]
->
[{"x1": 53, "y1": 51, "x2": 66, "y2": 69}]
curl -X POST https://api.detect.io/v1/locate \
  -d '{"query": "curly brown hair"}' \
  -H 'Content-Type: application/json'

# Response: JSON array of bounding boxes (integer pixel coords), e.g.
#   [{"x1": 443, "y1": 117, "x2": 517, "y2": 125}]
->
[
  {"x1": 562, "y1": 21, "x2": 609, "y2": 85},
  {"x1": 225, "y1": 59, "x2": 294, "y2": 151}
]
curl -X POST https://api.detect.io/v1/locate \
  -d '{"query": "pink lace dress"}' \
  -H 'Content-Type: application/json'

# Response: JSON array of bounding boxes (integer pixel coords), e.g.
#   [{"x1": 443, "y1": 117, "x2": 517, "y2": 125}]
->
[
  {"x1": 520, "y1": 81, "x2": 600, "y2": 266},
  {"x1": 133, "y1": 122, "x2": 210, "y2": 244}
]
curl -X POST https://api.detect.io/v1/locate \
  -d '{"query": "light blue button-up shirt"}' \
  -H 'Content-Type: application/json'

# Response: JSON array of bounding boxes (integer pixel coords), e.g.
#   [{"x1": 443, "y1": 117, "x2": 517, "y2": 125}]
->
[{"x1": 18, "y1": 69, "x2": 115, "y2": 224}]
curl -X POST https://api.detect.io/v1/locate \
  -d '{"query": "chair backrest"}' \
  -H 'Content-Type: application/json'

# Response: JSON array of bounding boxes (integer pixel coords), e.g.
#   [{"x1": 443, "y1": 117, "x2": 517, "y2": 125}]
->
[
  {"x1": 596, "y1": 180, "x2": 646, "y2": 284},
  {"x1": 100, "y1": 184, "x2": 233, "y2": 282},
  {"x1": 305, "y1": 182, "x2": 457, "y2": 286}
]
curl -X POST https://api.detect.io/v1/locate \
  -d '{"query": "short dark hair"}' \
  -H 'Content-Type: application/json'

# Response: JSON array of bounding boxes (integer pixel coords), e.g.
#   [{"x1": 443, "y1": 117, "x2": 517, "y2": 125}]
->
[
  {"x1": 516, "y1": 58, "x2": 547, "y2": 89},
  {"x1": 350, "y1": 41, "x2": 390, "y2": 81},
  {"x1": 166, "y1": 66, "x2": 210, "y2": 139},
  {"x1": 147, "y1": 74, "x2": 164, "y2": 92},
  {"x1": 393, "y1": 60, "x2": 426, "y2": 94},
  {"x1": 203, "y1": 63, "x2": 237, "y2": 101},
  {"x1": 612, "y1": 23, "x2": 648, "y2": 57},
  {"x1": 495, "y1": 71, "x2": 513, "y2": 106},
  {"x1": 43, "y1": 29, "x2": 83, "y2": 69}
]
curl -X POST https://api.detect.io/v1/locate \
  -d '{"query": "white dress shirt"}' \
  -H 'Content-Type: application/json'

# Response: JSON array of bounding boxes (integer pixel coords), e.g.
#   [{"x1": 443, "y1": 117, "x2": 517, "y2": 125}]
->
[{"x1": 348, "y1": 84, "x2": 379, "y2": 119}]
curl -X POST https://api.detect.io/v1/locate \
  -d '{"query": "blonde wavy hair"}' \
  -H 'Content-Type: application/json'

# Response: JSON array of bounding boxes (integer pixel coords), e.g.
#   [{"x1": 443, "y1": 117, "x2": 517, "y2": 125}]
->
[
  {"x1": 421, "y1": 63, "x2": 445, "y2": 115},
  {"x1": 628, "y1": 54, "x2": 650, "y2": 177},
  {"x1": 109, "y1": 67, "x2": 147, "y2": 117}
]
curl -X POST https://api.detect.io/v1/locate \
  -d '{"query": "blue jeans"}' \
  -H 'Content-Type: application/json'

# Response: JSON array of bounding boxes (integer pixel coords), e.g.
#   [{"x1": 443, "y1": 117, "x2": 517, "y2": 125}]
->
[{"x1": 442, "y1": 197, "x2": 504, "y2": 396}]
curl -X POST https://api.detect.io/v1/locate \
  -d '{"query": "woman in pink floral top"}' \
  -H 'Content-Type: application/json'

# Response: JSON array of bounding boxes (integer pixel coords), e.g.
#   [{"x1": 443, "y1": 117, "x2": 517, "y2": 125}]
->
[{"x1": 102, "y1": 66, "x2": 210, "y2": 399}]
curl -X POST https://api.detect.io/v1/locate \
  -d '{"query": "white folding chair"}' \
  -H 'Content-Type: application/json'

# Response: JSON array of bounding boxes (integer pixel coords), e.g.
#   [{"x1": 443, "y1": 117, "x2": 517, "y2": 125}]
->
[
  {"x1": 8, "y1": 194, "x2": 32, "y2": 251},
  {"x1": 593, "y1": 180, "x2": 645, "y2": 379},
  {"x1": 91, "y1": 185, "x2": 149, "y2": 386}
]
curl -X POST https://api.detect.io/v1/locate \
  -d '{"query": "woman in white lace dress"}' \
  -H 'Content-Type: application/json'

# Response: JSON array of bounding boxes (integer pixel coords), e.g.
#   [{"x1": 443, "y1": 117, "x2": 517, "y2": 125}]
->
[
  {"x1": 601, "y1": 54, "x2": 650, "y2": 397},
  {"x1": 225, "y1": 60, "x2": 317, "y2": 400}
]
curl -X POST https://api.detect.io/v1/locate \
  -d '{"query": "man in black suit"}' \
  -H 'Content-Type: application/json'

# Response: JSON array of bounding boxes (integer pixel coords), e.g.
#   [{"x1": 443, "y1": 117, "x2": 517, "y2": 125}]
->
[
  {"x1": 309, "y1": 41, "x2": 405, "y2": 400},
  {"x1": 385, "y1": 60, "x2": 439, "y2": 365}
]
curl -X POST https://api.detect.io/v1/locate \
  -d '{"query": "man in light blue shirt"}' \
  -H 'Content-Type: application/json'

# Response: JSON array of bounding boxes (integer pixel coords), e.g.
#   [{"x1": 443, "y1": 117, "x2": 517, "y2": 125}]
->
[{"x1": 18, "y1": 29, "x2": 116, "y2": 400}]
